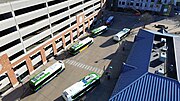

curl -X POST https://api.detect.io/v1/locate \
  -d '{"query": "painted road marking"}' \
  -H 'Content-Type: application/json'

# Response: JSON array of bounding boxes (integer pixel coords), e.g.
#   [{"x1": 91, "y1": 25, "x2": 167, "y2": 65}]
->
[{"x1": 65, "y1": 59, "x2": 103, "y2": 75}]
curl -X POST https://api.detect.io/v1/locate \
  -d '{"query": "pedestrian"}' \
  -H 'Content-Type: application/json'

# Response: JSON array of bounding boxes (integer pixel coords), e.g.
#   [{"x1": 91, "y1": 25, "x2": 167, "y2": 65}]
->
[
  {"x1": 109, "y1": 66, "x2": 113, "y2": 69},
  {"x1": 106, "y1": 71, "x2": 110, "y2": 80},
  {"x1": 106, "y1": 66, "x2": 113, "y2": 80},
  {"x1": 107, "y1": 72, "x2": 110, "y2": 80}
]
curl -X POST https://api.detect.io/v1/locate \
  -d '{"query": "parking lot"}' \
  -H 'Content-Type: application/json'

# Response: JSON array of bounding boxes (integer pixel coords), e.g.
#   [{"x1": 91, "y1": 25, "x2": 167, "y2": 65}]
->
[
  {"x1": 2, "y1": 11, "x2": 135, "y2": 101},
  {"x1": 4, "y1": 10, "x2": 179, "y2": 101}
]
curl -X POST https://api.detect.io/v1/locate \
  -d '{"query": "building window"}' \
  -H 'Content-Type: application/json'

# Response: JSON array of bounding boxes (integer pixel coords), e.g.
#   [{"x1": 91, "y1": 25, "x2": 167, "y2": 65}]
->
[
  {"x1": 9, "y1": 50, "x2": 24, "y2": 61},
  {"x1": 136, "y1": 3, "x2": 139, "y2": 6},
  {"x1": 0, "y1": 26, "x2": 17, "y2": 37},
  {"x1": 0, "y1": 39, "x2": 21, "y2": 52},
  {"x1": 14, "y1": 3, "x2": 46, "y2": 16},
  {"x1": 48, "y1": 0, "x2": 66, "y2": 6},
  {"x1": 119, "y1": 1, "x2": 121, "y2": 5},
  {"x1": 0, "y1": 12, "x2": 12, "y2": 21},
  {"x1": 130, "y1": 2, "x2": 133, "y2": 6}
]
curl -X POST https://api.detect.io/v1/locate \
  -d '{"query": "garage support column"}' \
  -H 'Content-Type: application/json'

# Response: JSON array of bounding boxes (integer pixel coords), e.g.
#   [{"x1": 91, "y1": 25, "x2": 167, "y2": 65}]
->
[
  {"x1": 7, "y1": 69, "x2": 19, "y2": 87},
  {"x1": 52, "y1": 41, "x2": 57, "y2": 55},
  {"x1": 40, "y1": 48, "x2": 47, "y2": 65},
  {"x1": 62, "y1": 35, "x2": 66, "y2": 49},
  {"x1": 70, "y1": 31, "x2": 73, "y2": 43},
  {"x1": 0, "y1": 54, "x2": 18, "y2": 87},
  {"x1": 25, "y1": 57, "x2": 34, "y2": 75},
  {"x1": 83, "y1": 23, "x2": 86, "y2": 34}
]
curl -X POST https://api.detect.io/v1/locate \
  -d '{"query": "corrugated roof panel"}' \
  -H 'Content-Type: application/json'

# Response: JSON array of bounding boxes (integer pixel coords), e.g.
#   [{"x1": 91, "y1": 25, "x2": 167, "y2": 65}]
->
[
  {"x1": 109, "y1": 73, "x2": 180, "y2": 101},
  {"x1": 111, "y1": 29, "x2": 154, "y2": 96}
]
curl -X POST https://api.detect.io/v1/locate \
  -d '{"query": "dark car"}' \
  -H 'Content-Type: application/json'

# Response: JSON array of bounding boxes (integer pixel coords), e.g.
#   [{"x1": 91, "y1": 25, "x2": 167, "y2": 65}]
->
[{"x1": 105, "y1": 16, "x2": 114, "y2": 26}]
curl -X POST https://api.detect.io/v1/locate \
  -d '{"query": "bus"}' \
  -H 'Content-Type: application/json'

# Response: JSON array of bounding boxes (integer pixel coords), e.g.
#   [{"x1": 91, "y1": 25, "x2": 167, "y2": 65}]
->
[
  {"x1": 62, "y1": 72, "x2": 100, "y2": 101},
  {"x1": 90, "y1": 25, "x2": 108, "y2": 37},
  {"x1": 69, "y1": 37, "x2": 93, "y2": 55},
  {"x1": 113, "y1": 28, "x2": 131, "y2": 42},
  {"x1": 105, "y1": 16, "x2": 114, "y2": 26},
  {"x1": 29, "y1": 61, "x2": 65, "y2": 92}
]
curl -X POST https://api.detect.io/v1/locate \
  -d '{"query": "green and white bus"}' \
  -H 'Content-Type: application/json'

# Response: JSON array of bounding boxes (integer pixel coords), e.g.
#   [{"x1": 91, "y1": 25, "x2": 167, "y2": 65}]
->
[
  {"x1": 29, "y1": 61, "x2": 65, "y2": 92},
  {"x1": 90, "y1": 25, "x2": 108, "y2": 37},
  {"x1": 69, "y1": 37, "x2": 93, "y2": 55},
  {"x1": 62, "y1": 72, "x2": 100, "y2": 101}
]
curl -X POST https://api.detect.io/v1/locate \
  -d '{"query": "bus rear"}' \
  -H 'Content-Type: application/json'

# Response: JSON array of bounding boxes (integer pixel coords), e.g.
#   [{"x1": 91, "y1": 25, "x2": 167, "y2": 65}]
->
[
  {"x1": 62, "y1": 73, "x2": 100, "y2": 101},
  {"x1": 69, "y1": 37, "x2": 93, "y2": 55},
  {"x1": 90, "y1": 26, "x2": 107, "y2": 37},
  {"x1": 113, "y1": 28, "x2": 131, "y2": 42},
  {"x1": 29, "y1": 61, "x2": 65, "y2": 92}
]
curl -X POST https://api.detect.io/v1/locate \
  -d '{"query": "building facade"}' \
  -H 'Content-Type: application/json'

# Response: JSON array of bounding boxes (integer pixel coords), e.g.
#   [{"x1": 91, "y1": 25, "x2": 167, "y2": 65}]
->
[
  {"x1": 109, "y1": 0, "x2": 176, "y2": 15},
  {"x1": 0, "y1": 0, "x2": 105, "y2": 96}
]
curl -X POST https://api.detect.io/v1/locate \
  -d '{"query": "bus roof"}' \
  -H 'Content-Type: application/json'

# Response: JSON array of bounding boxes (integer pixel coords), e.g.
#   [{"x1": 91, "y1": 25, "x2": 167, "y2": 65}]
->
[
  {"x1": 115, "y1": 28, "x2": 130, "y2": 37},
  {"x1": 30, "y1": 61, "x2": 63, "y2": 84},
  {"x1": 71, "y1": 37, "x2": 93, "y2": 50},
  {"x1": 91, "y1": 26, "x2": 107, "y2": 34},
  {"x1": 63, "y1": 73, "x2": 100, "y2": 96}
]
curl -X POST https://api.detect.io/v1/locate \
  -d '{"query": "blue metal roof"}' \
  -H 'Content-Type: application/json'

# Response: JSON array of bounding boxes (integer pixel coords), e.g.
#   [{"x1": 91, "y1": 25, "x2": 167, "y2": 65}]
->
[
  {"x1": 111, "y1": 29, "x2": 154, "y2": 96},
  {"x1": 109, "y1": 73, "x2": 180, "y2": 101}
]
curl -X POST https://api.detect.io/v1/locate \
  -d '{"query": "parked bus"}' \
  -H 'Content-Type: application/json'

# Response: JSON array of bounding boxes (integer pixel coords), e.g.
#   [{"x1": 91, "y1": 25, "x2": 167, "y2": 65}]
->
[
  {"x1": 113, "y1": 28, "x2": 131, "y2": 42},
  {"x1": 69, "y1": 37, "x2": 93, "y2": 55},
  {"x1": 62, "y1": 72, "x2": 100, "y2": 101},
  {"x1": 90, "y1": 25, "x2": 108, "y2": 37},
  {"x1": 105, "y1": 16, "x2": 114, "y2": 26},
  {"x1": 29, "y1": 61, "x2": 65, "y2": 92}
]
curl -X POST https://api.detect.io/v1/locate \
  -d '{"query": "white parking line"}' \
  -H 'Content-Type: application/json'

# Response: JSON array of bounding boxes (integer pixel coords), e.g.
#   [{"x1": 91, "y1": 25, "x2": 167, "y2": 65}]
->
[
  {"x1": 74, "y1": 62, "x2": 79, "y2": 66},
  {"x1": 81, "y1": 64, "x2": 85, "y2": 68},
  {"x1": 65, "y1": 59, "x2": 70, "y2": 63},
  {"x1": 76, "y1": 63, "x2": 81, "y2": 67},
  {"x1": 78, "y1": 63, "x2": 84, "y2": 68},
  {"x1": 97, "y1": 69, "x2": 102, "y2": 74},
  {"x1": 88, "y1": 66, "x2": 93, "y2": 71},
  {"x1": 86, "y1": 66, "x2": 90, "y2": 70},
  {"x1": 70, "y1": 60, "x2": 75, "y2": 65},
  {"x1": 65, "y1": 60, "x2": 104, "y2": 75},
  {"x1": 91, "y1": 67, "x2": 96, "y2": 72},
  {"x1": 100, "y1": 70, "x2": 104, "y2": 74},
  {"x1": 84, "y1": 65, "x2": 88, "y2": 69},
  {"x1": 72, "y1": 60, "x2": 77, "y2": 65},
  {"x1": 69, "y1": 60, "x2": 74, "y2": 65}
]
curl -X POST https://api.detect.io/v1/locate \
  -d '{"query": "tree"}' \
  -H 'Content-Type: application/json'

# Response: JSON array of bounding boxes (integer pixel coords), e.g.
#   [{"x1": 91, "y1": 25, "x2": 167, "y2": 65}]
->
[{"x1": 139, "y1": 13, "x2": 154, "y2": 28}]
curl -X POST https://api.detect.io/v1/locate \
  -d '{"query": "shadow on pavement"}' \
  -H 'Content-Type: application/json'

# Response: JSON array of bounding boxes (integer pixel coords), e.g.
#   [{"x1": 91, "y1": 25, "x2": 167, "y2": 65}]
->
[
  {"x1": 2, "y1": 82, "x2": 33, "y2": 101},
  {"x1": 85, "y1": 40, "x2": 133, "y2": 101},
  {"x1": 54, "y1": 51, "x2": 73, "y2": 61},
  {"x1": 99, "y1": 38, "x2": 116, "y2": 48},
  {"x1": 54, "y1": 96, "x2": 64, "y2": 101}
]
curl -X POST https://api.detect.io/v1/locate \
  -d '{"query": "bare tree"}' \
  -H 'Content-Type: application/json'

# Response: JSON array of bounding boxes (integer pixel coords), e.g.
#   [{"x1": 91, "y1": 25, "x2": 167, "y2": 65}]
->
[{"x1": 139, "y1": 13, "x2": 154, "y2": 28}]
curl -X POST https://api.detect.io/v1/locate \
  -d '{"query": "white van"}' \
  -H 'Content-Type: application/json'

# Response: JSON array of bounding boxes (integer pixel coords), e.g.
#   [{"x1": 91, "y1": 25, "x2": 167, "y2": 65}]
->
[{"x1": 113, "y1": 28, "x2": 131, "y2": 41}]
